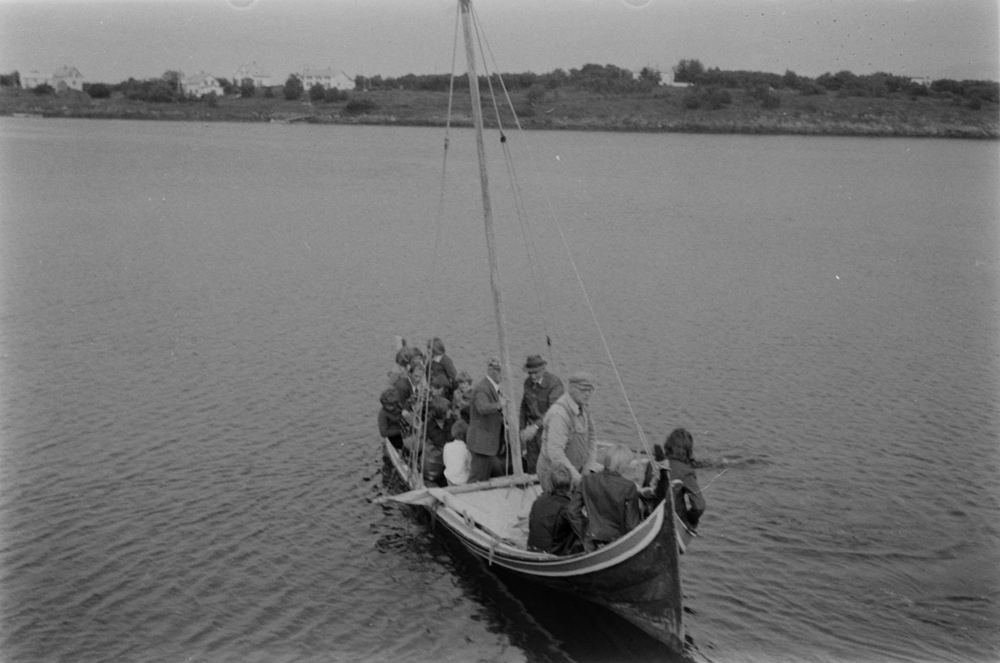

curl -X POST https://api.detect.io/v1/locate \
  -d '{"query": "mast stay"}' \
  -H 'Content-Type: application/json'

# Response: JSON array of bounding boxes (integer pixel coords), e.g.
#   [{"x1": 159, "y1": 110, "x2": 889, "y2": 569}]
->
[{"x1": 459, "y1": 0, "x2": 524, "y2": 481}]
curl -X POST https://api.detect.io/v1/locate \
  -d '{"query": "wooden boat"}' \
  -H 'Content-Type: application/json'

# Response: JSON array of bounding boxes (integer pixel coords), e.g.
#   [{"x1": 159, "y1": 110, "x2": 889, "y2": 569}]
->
[{"x1": 379, "y1": 0, "x2": 693, "y2": 653}]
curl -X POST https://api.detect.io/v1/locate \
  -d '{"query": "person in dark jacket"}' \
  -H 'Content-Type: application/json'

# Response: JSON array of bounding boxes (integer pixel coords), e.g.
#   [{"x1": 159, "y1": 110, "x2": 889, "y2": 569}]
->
[
  {"x1": 567, "y1": 443, "x2": 643, "y2": 552},
  {"x1": 518, "y1": 354, "x2": 564, "y2": 474},
  {"x1": 527, "y1": 464, "x2": 581, "y2": 555},
  {"x1": 661, "y1": 427, "x2": 706, "y2": 531},
  {"x1": 427, "y1": 337, "x2": 458, "y2": 397},
  {"x1": 465, "y1": 357, "x2": 509, "y2": 482},
  {"x1": 422, "y1": 396, "x2": 454, "y2": 487},
  {"x1": 377, "y1": 388, "x2": 410, "y2": 451}
]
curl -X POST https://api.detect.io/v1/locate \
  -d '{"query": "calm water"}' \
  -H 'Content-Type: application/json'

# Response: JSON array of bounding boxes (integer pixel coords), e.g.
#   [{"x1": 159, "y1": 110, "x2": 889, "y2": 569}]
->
[{"x1": 0, "y1": 118, "x2": 997, "y2": 663}]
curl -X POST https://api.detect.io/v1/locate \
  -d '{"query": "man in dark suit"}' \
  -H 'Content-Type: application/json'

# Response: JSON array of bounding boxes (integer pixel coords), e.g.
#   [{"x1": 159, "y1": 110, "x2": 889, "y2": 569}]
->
[{"x1": 465, "y1": 357, "x2": 509, "y2": 482}]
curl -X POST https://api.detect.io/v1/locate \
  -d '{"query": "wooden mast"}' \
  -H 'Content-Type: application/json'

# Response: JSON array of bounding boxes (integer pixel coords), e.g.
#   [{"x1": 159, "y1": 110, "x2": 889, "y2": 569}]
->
[{"x1": 459, "y1": 0, "x2": 523, "y2": 481}]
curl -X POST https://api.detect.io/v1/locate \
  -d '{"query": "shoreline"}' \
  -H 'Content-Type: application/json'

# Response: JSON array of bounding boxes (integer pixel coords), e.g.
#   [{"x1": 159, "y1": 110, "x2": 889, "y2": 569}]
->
[{"x1": 2, "y1": 88, "x2": 997, "y2": 139}]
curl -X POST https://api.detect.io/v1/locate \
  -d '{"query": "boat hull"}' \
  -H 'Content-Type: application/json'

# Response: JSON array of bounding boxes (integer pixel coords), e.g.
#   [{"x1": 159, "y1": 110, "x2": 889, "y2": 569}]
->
[{"x1": 382, "y1": 438, "x2": 685, "y2": 652}]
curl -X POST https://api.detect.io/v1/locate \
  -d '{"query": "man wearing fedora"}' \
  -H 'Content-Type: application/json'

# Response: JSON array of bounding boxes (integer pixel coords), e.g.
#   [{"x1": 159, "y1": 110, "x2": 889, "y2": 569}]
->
[{"x1": 519, "y1": 354, "x2": 564, "y2": 474}]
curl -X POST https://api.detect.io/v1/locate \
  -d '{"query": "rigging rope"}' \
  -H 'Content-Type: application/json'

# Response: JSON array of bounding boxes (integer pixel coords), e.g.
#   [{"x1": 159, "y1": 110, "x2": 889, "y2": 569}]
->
[
  {"x1": 469, "y1": 4, "x2": 558, "y2": 369},
  {"x1": 466, "y1": 2, "x2": 653, "y2": 460}
]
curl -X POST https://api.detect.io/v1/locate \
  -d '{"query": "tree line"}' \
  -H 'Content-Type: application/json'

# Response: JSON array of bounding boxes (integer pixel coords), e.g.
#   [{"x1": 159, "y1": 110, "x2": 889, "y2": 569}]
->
[{"x1": 2, "y1": 60, "x2": 996, "y2": 111}]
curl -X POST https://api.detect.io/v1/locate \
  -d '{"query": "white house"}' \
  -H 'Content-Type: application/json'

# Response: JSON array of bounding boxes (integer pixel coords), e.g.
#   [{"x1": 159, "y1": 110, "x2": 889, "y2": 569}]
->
[
  {"x1": 21, "y1": 70, "x2": 48, "y2": 89},
  {"x1": 298, "y1": 67, "x2": 355, "y2": 91},
  {"x1": 52, "y1": 65, "x2": 84, "y2": 91},
  {"x1": 910, "y1": 76, "x2": 933, "y2": 88},
  {"x1": 234, "y1": 62, "x2": 271, "y2": 88},
  {"x1": 182, "y1": 72, "x2": 224, "y2": 98}
]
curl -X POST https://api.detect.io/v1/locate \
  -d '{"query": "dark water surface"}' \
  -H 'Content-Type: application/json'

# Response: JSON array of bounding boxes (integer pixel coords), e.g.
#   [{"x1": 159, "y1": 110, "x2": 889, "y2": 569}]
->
[{"x1": 1, "y1": 118, "x2": 998, "y2": 663}]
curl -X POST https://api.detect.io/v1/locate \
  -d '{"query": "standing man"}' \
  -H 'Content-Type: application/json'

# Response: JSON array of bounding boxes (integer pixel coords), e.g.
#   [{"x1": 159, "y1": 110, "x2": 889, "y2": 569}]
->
[
  {"x1": 465, "y1": 357, "x2": 509, "y2": 482},
  {"x1": 519, "y1": 354, "x2": 564, "y2": 474},
  {"x1": 536, "y1": 371, "x2": 601, "y2": 493}
]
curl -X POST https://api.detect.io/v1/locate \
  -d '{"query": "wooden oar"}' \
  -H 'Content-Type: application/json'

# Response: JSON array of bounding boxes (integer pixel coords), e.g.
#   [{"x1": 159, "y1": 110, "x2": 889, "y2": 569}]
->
[{"x1": 375, "y1": 473, "x2": 539, "y2": 505}]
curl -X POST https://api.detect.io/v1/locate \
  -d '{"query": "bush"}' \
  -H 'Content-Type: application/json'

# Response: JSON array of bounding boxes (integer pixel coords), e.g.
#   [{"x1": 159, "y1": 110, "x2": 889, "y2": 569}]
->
[
  {"x1": 308, "y1": 83, "x2": 326, "y2": 102},
  {"x1": 33, "y1": 82, "x2": 55, "y2": 95},
  {"x1": 324, "y1": 87, "x2": 343, "y2": 103},
  {"x1": 204, "y1": 91, "x2": 218, "y2": 107},
  {"x1": 283, "y1": 75, "x2": 303, "y2": 101},
  {"x1": 525, "y1": 84, "x2": 546, "y2": 106},
  {"x1": 344, "y1": 97, "x2": 377, "y2": 115},
  {"x1": 263, "y1": 86, "x2": 274, "y2": 98},
  {"x1": 86, "y1": 83, "x2": 111, "y2": 99},
  {"x1": 146, "y1": 82, "x2": 175, "y2": 103}
]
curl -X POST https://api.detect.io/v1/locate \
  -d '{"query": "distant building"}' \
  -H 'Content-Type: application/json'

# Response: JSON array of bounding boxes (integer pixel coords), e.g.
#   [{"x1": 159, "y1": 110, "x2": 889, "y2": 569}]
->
[
  {"x1": 182, "y1": 72, "x2": 225, "y2": 98},
  {"x1": 21, "y1": 70, "x2": 48, "y2": 89},
  {"x1": 234, "y1": 62, "x2": 271, "y2": 88},
  {"x1": 298, "y1": 67, "x2": 355, "y2": 91},
  {"x1": 910, "y1": 76, "x2": 933, "y2": 87},
  {"x1": 20, "y1": 66, "x2": 84, "y2": 92},
  {"x1": 52, "y1": 65, "x2": 84, "y2": 92}
]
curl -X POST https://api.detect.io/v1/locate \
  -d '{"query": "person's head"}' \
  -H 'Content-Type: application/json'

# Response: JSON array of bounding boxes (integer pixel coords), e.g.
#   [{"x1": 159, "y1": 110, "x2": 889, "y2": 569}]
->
[
  {"x1": 664, "y1": 428, "x2": 694, "y2": 463},
  {"x1": 429, "y1": 337, "x2": 446, "y2": 356},
  {"x1": 430, "y1": 396, "x2": 450, "y2": 421},
  {"x1": 451, "y1": 418, "x2": 468, "y2": 442},
  {"x1": 523, "y1": 354, "x2": 547, "y2": 382},
  {"x1": 456, "y1": 370, "x2": 472, "y2": 387},
  {"x1": 408, "y1": 355, "x2": 425, "y2": 377},
  {"x1": 380, "y1": 388, "x2": 401, "y2": 413},
  {"x1": 429, "y1": 373, "x2": 450, "y2": 396},
  {"x1": 567, "y1": 371, "x2": 596, "y2": 406},
  {"x1": 605, "y1": 443, "x2": 634, "y2": 475},
  {"x1": 550, "y1": 463, "x2": 573, "y2": 494},
  {"x1": 487, "y1": 357, "x2": 502, "y2": 382}
]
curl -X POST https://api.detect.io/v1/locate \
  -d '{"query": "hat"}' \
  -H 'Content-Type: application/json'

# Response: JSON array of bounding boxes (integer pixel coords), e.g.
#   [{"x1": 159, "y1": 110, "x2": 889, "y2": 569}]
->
[
  {"x1": 487, "y1": 356, "x2": 502, "y2": 370},
  {"x1": 568, "y1": 371, "x2": 596, "y2": 391},
  {"x1": 523, "y1": 354, "x2": 547, "y2": 371}
]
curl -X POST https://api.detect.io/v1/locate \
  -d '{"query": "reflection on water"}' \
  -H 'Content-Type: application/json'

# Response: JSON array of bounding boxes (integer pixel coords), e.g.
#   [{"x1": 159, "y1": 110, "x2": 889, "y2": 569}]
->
[{"x1": 0, "y1": 118, "x2": 998, "y2": 663}]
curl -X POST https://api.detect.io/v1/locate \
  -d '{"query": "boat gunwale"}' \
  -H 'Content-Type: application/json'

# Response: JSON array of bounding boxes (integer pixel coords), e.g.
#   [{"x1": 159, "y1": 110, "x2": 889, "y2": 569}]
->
[{"x1": 382, "y1": 437, "x2": 669, "y2": 575}]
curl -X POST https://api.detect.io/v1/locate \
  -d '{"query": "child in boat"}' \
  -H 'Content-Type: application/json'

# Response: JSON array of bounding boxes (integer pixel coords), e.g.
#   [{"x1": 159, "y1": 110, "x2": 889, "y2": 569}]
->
[
  {"x1": 443, "y1": 419, "x2": 472, "y2": 486},
  {"x1": 567, "y1": 443, "x2": 643, "y2": 552},
  {"x1": 659, "y1": 427, "x2": 706, "y2": 531},
  {"x1": 527, "y1": 463, "x2": 581, "y2": 555}
]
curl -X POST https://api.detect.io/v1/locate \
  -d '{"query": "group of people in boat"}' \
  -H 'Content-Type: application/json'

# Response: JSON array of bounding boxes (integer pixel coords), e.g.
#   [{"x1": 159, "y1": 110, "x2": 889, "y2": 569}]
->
[{"x1": 377, "y1": 338, "x2": 706, "y2": 555}]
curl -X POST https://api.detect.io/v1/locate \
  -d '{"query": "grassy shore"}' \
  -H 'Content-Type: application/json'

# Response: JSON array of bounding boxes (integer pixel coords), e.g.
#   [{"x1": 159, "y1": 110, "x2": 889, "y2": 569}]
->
[{"x1": 2, "y1": 86, "x2": 997, "y2": 138}]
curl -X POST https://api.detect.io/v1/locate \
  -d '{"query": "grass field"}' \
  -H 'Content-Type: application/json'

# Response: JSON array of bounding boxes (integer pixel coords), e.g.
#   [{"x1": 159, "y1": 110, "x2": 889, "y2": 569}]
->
[{"x1": 2, "y1": 85, "x2": 997, "y2": 139}]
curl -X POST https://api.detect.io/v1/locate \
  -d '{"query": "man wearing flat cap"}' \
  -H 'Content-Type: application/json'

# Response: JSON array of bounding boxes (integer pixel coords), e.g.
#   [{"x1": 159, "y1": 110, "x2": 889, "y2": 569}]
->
[
  {"x1": 465, "y1": 357, "x2": 509, "y2": 482},
  {"x1": 519, "y1": 355, "x2": 563, "y2": 474},
  {"x1": 536, "y1": 371, "x2": 602, "y2": 493}
]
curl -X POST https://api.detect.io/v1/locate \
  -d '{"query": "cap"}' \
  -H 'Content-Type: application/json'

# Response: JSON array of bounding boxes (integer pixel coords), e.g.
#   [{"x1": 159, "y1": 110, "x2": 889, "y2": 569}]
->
[{"x1": 568, "y1": 371, "x2": 596, "y2": 391}]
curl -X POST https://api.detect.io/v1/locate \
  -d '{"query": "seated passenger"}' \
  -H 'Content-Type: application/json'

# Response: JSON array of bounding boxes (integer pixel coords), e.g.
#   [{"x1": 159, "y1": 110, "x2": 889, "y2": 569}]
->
[
  {"x1": 527, "y1": 464, "x2": 582, "y2": 555},
  {"x1": 422, "y1": 396, "x2": 454, "y2": 487},
  {"x1": 567, "y1": 443, "x2": 643, "y2": 552},
  {"x1": 377, "y1": 388, "x2": 410, "y2": 452},
  {"x1": 443, "y1": 419, "x2": 472, "y2": 486},
  {"x1": 661, "y1": 427, "x2": 706, "y2": 531},
  {"x1": 393, "y1": 355, "x2": 426, "y2": 414},
  {"x1": 427, "y1": 337, "x2": 458, "y2": 396}
]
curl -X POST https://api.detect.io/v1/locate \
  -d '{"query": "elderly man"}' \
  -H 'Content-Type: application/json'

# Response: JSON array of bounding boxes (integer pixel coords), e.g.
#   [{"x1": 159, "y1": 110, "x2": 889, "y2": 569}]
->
[
  {"x1": 519, "y1": 354, "x2": 564, "y2": 474},
  {"x1": 536, "y1": 371, "x2": 602, "y2": 493},
  {"x1": 465, "y1": 357, "x2": 509, "y2": 482}
]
